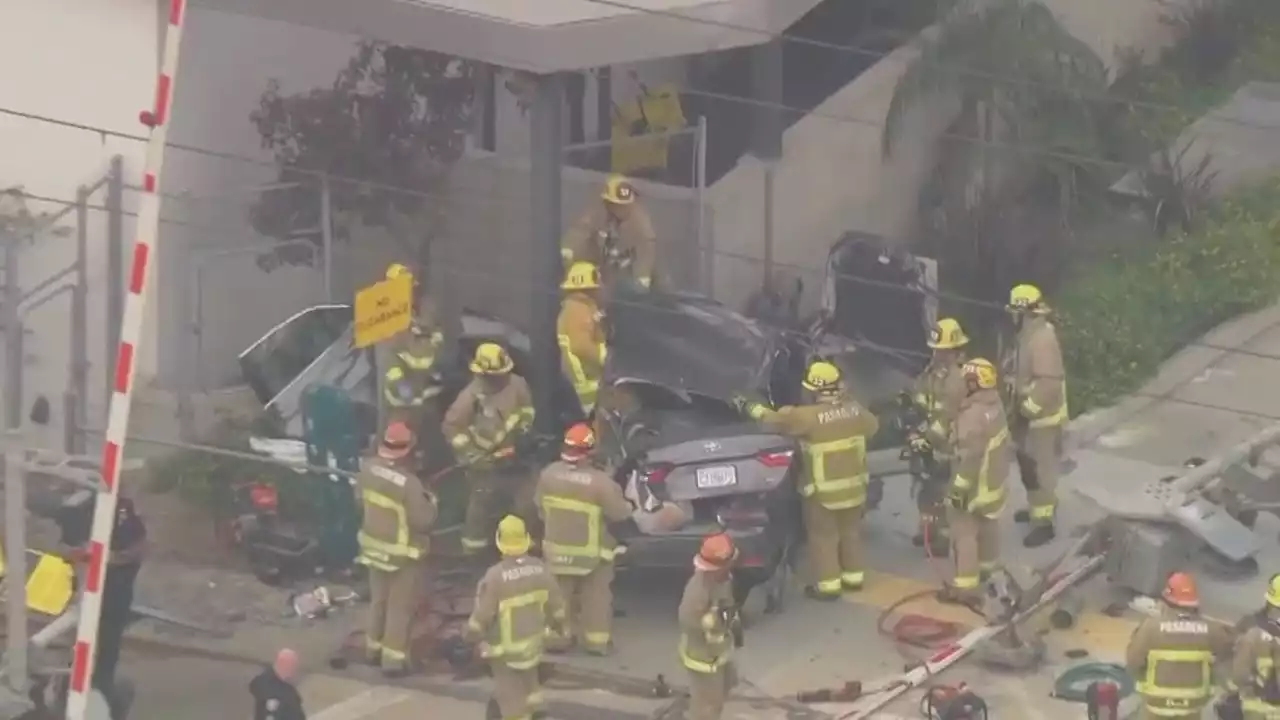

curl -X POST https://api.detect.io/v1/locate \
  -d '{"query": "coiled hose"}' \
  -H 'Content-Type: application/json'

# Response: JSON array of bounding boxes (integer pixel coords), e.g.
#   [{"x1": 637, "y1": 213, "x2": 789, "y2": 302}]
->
[{"x1": 1052, "y1": 663, "x2": 1135, "y2": 702}]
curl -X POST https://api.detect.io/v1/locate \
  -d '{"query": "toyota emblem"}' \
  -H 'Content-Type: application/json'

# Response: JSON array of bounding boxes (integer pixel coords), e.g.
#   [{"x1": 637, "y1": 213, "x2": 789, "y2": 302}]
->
[{"x1": 703, "y1": 441, "x2": 721, "y2": 452}]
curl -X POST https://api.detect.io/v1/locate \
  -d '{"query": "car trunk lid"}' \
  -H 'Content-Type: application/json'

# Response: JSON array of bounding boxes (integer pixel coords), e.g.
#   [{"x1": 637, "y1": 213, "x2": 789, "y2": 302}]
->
[{"x1": 641, "y1": 432, "x2": 797, "y2": 502}]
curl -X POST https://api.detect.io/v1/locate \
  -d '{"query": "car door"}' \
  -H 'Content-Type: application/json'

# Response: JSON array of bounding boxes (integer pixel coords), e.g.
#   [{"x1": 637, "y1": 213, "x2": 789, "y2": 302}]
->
[
  {"x1": 820, "y1": 231, "x2": 938, "y2": 368},
  {"x1": 238, "y1": 304, "x2": 373, "y2": 437}
]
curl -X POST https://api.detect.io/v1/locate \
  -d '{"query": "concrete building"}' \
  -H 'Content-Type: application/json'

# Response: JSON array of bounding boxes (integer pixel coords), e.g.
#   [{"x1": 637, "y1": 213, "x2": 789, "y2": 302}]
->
[{"x1": 0, "y1": 0, "x2": 1198, "y2": 447}]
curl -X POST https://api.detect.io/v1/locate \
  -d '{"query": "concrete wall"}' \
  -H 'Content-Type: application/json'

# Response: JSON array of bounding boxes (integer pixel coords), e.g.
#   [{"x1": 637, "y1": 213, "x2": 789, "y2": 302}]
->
[{"x1": 703, "y1": 0, "x2": 1201, "y2": 315}]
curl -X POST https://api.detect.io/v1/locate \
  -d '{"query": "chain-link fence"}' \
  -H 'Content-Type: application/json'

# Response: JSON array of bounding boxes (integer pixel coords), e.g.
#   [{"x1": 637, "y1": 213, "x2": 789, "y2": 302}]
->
[
  {"x1": 434, "y1": 124, "x2": 710, "y2": 329},
  {"x1": 3, "y1": 158, "x2": 128, "y2": 455}
]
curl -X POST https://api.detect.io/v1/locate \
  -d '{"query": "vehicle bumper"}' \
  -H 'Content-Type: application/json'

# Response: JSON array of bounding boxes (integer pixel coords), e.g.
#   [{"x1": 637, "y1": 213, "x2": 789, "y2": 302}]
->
[{"x1": 617, "y1": 525, "x2": 783, "y2": 575}]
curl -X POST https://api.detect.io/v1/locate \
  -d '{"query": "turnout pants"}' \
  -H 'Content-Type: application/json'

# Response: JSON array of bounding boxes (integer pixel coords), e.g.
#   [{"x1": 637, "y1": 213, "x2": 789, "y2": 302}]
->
[
  {"x1": 946, "y1": 506, "x2": 1000, "y2": 592},
  {"x1": 463, "y1": 467, "x2": 520, "y2": 553},
  {"x1": 548, "y1": 563, "x2": 615, "y2": 652},
  {"x1": 364, "y1": 560, "x2": 426, "y2": 670},
  {"x1": 803, "y1": 498, "x2": 865, "y2": 594},
  {"x1": 491, "y1": 661, "x2": 544, "y2": 720},
  {"x1": 686, "y1": 665, "x2": 732, "y2": 720},
  {"x1": 1014, "y1": 423, "x2": 1062, "y2": 526}
]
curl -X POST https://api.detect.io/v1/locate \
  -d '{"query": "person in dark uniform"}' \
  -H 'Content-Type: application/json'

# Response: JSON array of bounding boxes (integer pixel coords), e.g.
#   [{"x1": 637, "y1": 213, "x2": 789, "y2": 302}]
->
[
  {"x1": 57, "y1": 491, "x2": 147, "y2": 692},
  {"x1": 250, "y1": 649, "x2": 306, "y2": 720}
]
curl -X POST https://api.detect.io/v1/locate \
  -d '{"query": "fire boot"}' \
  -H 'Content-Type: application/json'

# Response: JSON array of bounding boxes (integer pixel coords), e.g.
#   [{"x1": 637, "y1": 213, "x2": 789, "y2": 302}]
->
[
  {"x1": 804, "y1": 585, "x2": 841, "y2": 602},
  {"x1": 1022, "y1": 523, "x2": 1056, "y2": 548},
  {"x1": 936, "y1": 583, "x2": 982, "y2": 610}
]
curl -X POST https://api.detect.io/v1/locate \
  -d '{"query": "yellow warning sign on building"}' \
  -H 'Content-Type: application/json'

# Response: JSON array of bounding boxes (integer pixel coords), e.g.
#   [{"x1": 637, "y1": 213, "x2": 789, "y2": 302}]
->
[{"x1": 354, "y1": 274, "x2": 413, "y2": 348}]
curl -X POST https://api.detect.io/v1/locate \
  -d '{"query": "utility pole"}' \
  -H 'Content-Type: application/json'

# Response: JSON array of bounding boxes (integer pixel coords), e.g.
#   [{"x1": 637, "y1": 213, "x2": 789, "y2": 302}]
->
[{"x1": 1, "y1": 230, "x2": 31, "y2": 717}]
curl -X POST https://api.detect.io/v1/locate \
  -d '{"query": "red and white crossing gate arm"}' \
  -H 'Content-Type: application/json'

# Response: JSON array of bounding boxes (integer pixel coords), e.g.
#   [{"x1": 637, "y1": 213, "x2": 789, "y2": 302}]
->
[
  {"x1": 64, "y1": 1, "x2": 189, "y2": 717},
  {"x1": 835, "y1": 553, "x2": 1106, "y2": 719}
]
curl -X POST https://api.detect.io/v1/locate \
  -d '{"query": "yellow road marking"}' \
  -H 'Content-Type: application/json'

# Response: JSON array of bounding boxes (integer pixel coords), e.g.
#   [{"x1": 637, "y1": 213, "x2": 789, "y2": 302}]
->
[{"x1": 846, "y1": 571, "x2": 1137, "y2": 659}]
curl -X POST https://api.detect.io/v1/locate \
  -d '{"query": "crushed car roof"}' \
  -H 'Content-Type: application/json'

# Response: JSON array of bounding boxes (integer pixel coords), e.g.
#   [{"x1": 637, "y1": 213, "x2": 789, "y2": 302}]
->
[{"x1": 603, "y1": 286, "x2": 776, "y2": 401}]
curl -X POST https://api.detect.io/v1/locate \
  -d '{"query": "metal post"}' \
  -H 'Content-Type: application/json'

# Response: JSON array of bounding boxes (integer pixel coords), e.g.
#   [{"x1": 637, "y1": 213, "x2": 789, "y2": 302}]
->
[
  {"x1": 3, "y1": 432, "x2": 28, "y2": 698},
  {"x1": 71, "y1": 187, "x2": 90, "y2": 453},
  {"x1": 751, "y1": 38, "x2": 782, "y2": 290},
  {"x1": 696, "y1": 116, "x2": 711, "y2": 296},
  {"x1": 320, "y1": 176, "x2": 334, "y2": 303},
  {"x1": 5, "y1": 238, "x2": 22, "y2": 431},
  {"x1": 763, "y1": 163, "x2": 775, "y2": 285},
  {"x1": 106, "y1": 155, "x2": 125, "y2": 412},
  {"x1": 528, "y1": 73, "x2": 564, "y2": 437}
]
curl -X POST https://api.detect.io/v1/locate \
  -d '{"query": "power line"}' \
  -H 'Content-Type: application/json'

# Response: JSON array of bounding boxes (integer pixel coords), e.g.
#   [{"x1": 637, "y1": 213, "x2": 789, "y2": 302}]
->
[
  {"x1": 575, "y1": 0, "x2": 1280, "y2": 134},
  {"x1": 15, "y1": 186, "x2": 1280, "y2": 427},
  {"x1": 19, "y1": 182, "x2": 1280, "y2": 361}
]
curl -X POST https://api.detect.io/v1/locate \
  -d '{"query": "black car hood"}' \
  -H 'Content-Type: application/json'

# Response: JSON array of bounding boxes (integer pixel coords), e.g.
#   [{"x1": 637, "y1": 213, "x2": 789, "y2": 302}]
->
[{"x1": 603, "y1": 287, "x2": 776, "y2": 401}]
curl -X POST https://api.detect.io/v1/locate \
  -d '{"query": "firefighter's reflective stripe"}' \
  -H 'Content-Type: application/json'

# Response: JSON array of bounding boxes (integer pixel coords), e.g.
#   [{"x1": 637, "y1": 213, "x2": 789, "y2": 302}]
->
[
  {"x1": 1137, "y1": 648, "x2": 1213, "y2": 711},
  {"x1": 452, "y1": 407, "x2": 535, "y2": 456},
  {"x1": 0, "y1": 546, "x2": 74, "y2": 616},
  {"x1": 356, "y1": 488, "x2": 424, "y2": 568},
  {"x1": 557, "y1": 335, "x2": 603, "y2": 412},
  {"x1": 396, "y1": 333, "x2": 441, "y2": 370},
  {"x1": 679, "y1": 612, "x2": 729, "y2": 673},
  {"x1": 479, "y1": 589, "x2": 551, "y2": 670},
  {"x1": 1242, "y1": 697, "x2": 1280, "y2": 716},
  {"x1": 1022, "y1": 380, "x2": 1068, "y2": 428},
  {"x1": 1243, "y1": 653, "x2": 1280, "y2": 716},
  {"x1": 540, "y1": 495, "x2": 614, "y2": 575},
  {"x1": 384, "y1": 365, "x2": 441, "y2": 406},
  {"x1": 951, "y1": 427, "x2": 1009, "y2": 514},
  {"x1": 799, "y1": 436, "x2": 867, "y2": 510}
]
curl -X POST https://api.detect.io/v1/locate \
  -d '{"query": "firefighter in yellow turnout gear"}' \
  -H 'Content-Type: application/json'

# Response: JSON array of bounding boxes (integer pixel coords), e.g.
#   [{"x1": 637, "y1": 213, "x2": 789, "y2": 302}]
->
[
  {"x1": 1126, "y1": 572, "x2": 1234, "y2": 720},
  {"x1": 562, "y1": 175, "x2": 658, "y2": 291},
  {"x1": 677, "y1": 533, "x2": 742, "y2": 720},
  {"x1": 355, "y1": 421, "x2": 438, "y2": 676},
  {"x1": 1227, "y1": 574, "x2": 1280, "y2": 720},
  {"x1": 1001, "y1": 283, "x2": 1068, "y2": 548},
  {"x1": 936, "y1": 358, "x2": 1011, "y2": 606},
  {"x1": 557, "y1": 262, "x2": 609, "y2": 419},
  {"x1": 380, "y1": 263, "x2": 445, "y2": 442},
  {"x1": 536, "y1": 423, "x2": 637, "y2": 655},
  {"x1": 739, "y1": 360, "x2": 879, "y2": 600},
  {"x1": 466, "y1": 516, "x2": 566, "y2": 720},
  {"x1": 908, "y1": 318, "x2": 971, "y2": 556},
  {"x1": 443, "y1": 343, "x2": 536, "y2": 554}
]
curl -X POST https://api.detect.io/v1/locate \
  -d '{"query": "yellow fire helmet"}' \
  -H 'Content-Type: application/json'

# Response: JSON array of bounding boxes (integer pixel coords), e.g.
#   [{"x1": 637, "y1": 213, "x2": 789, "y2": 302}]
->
[
  {"x1": 1008, "y1": 283, "x2": 1049, "y2": 314},
  {"x1": 602, "y1": 174, "x2": 637, "y2": 205},
  {"x1": 962, "y1": 358, "x2": 998, "y2": 390},
  {"x1": 386, "y1": 263, "x2": 412, "y2": 281},
  {"x1": 927, "y1": 318, "x2": 970, "y2": 350},
  {"x1": 470, "y1": 342, "x2": 514, "y2": 375},
  {"x1": 1267, "y1": 572, "x2": 1280, "y2": 607},
  {"x1": 495, "y1": 515, "x2": 532, "y2": 557},
  {"x1": 562, "y1": 261, "x2": 602, "y2": 291},
  {"x1": 802, "y1": 360, "x2": 843, "y2": 394}
]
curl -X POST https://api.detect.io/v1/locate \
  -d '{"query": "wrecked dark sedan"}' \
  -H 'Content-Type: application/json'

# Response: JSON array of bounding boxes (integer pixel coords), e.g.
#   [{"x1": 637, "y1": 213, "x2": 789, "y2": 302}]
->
[
  {"x1": 239, "y1": 281, "x2": 922, "y2": 611},
  {"x1": 593, "y1": 283, "x2": 922, "y2": 612}
]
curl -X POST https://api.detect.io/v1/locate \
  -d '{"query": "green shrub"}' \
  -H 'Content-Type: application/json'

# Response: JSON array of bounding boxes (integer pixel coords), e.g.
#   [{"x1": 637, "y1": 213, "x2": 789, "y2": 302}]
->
[{"x1": 1058, "y1": 177, "x2": 1280, "y2": 414}]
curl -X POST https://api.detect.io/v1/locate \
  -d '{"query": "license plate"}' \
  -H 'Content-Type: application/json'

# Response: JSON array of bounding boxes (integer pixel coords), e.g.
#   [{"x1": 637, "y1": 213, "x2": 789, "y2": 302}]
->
[{"x1": 696, "y1": 465, "x2": 737, "y2": 489}]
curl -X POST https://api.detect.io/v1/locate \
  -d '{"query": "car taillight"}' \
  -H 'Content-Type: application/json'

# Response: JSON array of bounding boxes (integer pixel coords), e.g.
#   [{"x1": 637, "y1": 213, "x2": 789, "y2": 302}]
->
[
  {"x1": 755, "y1": 449, "x2": 794, "y2": 468},
  {"x1": 640, "y1": 463, "x2": 673, "y2": 485}
]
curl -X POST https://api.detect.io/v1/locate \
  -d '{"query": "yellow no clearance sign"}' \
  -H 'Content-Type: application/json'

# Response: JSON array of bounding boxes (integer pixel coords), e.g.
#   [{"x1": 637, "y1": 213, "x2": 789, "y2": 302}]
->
[{"x1": 354, "y1": 274, "x2": 413, "y2": 348}]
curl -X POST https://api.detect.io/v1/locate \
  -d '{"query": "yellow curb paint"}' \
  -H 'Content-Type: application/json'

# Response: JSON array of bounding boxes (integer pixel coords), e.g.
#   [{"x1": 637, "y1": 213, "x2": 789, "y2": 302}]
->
[{"x1": 844, "y1": 571, "x2": 1138, "y2": 659}]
